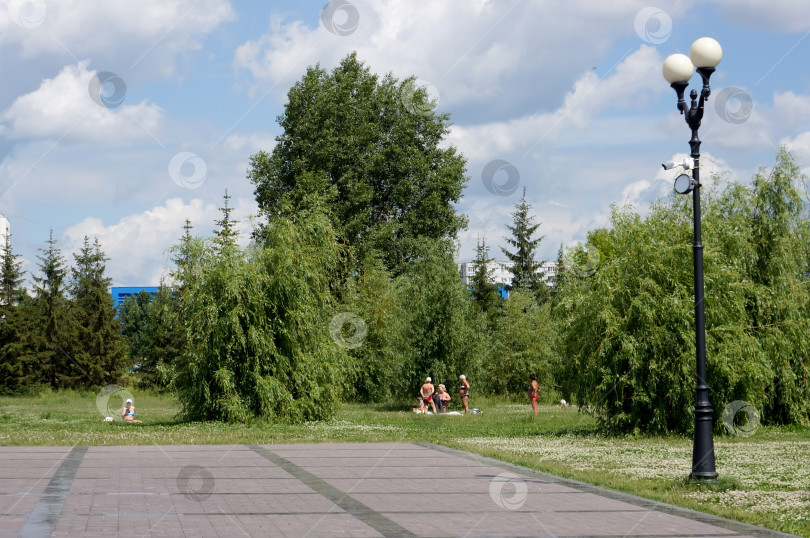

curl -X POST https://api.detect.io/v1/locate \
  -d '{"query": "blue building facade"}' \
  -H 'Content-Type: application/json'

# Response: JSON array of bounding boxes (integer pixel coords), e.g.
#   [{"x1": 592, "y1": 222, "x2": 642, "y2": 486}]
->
[{"x1": 111, "y1": 286, "x2": 161, "y2": 309}]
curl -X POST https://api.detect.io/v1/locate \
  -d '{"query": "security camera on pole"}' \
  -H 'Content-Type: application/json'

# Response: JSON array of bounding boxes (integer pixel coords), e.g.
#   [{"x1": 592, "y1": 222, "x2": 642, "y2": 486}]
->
[{"x1": 662, "y1": 37, "x2": 723, "y2": 481}]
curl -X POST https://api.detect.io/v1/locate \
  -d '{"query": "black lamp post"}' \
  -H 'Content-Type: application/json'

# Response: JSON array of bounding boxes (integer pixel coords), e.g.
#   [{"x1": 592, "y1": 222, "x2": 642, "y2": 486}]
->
[{"x1": 662, "y1": 37, "x2": 723, "y2": 481}]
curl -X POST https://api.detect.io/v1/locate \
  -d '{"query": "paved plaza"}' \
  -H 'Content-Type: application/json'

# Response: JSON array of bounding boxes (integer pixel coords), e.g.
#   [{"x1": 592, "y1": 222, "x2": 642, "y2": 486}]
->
[{"x1": 0, "y1": 442, "x2": 796, "y2": 537}]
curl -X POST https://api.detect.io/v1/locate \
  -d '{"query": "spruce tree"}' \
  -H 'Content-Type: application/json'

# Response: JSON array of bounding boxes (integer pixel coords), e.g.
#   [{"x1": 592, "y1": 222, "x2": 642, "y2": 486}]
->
[
  {"x1": 501, "y1": 187, "x2": 545, "y2": 291},
  {"x1": 69, "y1": 236, "x2": 127, "y2": 387},
  {"x1": 171, "y1": 219, "x2": 199, "y2": 296},
  {"x1": 0, "y1": 231, "x2": 24, "y2": 306},
  {"x1": 0, "y1": 231, "x2": 29, "y2": 392},
  {"x1": 29, "y1": 230, "x2": 76, "y2": 389},
  {"x1": 214, "y1": 190, "x2": 239, "y2": 253},
  {"x1": 470, "y1": 236, "x2": 500, "y2": 315}
]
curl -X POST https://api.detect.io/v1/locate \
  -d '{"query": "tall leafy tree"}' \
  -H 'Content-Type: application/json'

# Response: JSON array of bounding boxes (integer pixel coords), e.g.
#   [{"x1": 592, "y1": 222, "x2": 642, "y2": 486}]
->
[
  {"x1": 339, "y1": 256, "x2": 408, "y2": 403},
  {"x1": 502, "y1": 187, "x2": 544, "y2": 291},
  {"x1": 248, "y1": 52, "x2": 468, "y2": 271},
  {"x1": 553, "y1": 148, "x2": 810, "y2": 433},
  {"x1": 174, "y1": 208, "x2": 347, "y2": 422},
  {"x1": 398, "y1": 239, "x2": 486, "y2": 398}
]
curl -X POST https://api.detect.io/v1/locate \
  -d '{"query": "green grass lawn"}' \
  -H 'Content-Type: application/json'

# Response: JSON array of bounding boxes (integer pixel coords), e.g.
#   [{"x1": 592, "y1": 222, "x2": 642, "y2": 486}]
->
[{"x1": 1, "y1": 390, "x2": 808, "y2": 536}]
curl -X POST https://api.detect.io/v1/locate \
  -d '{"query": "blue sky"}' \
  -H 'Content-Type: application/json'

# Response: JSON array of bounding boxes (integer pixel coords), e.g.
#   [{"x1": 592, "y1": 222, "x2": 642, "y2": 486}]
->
[{"x1": 1, "y1": 0, "x2": 810, "y2": 286}]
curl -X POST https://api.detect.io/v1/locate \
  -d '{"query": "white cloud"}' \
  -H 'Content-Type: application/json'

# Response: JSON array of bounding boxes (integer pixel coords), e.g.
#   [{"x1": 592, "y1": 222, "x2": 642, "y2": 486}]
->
[
  {"x1": 224, "y1": 132, "x2": 276, "y2": 156},
  {"x1": 782, "y1": 131, "x2": 810, "y2": 163},
  {"x1": 0, "y1": 0, "x2": 235, "y2": 79},
  {"x1": 0, "y1": 61, "x2": 164, "y2": 143},
  {"x1": 234, "y1": 0, "x2": 658, "y2": 119},
  {"x1": 446, "y1": 45, "x2": 665, "y2": 163},
  {"x1": 61, "y1": 196, "x2": 258, "y2": 286}
]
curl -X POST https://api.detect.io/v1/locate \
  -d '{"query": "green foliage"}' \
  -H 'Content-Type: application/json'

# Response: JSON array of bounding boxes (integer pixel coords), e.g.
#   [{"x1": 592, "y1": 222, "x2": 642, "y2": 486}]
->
[
  {"x1": 554, "y1": 148, "x2": 810, "y2": 433},
  {"x1": 396, "y1": 239, "x2": 487, "y2": 399},
  {"x1": 339, "y1": 256, "x2": 407, "y2": 402},
  {"x1": 173, "y1": 209, "x2": 347, "y2": 423},
  {"x1": 26, "y1": 231, "x2": 79, "y2": 389},
  {"x1": 120, "y1": 287, "x2": 180, "y2": 389},
  {"x1": 1, "y1": 233, "x2": 127, "y2": 393},
  {"x1": 469, "y1": 236, "x2": 501, "y2": 316},
  {"x1": 502, "y1": 187, "x2": 545, "y2": 292},
  {"x1": 0, "y1": 231, "x2": 24, "y2": 306},
  {"x1": 484, "y1": 290, "x2": 556, "y2": 398},
  {"x1": 248, "y1": 52, "x2": 468, "y2": 272},
  {"x1": 68, "y1": 237, "x2": 128, "y2": 388}
]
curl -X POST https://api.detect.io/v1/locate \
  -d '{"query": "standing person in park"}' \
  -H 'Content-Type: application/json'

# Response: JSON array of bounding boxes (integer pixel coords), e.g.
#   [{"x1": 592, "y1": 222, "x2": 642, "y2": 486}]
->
[
  {"x1": 528, "y1": 374, "x2": 539, "y2": 415},
  {"x1": 458, "y1": 374, "x2": 470, "y2": 413},
  {"x1": 420, "y1": 377, "x2": 437, "y2": 414}
]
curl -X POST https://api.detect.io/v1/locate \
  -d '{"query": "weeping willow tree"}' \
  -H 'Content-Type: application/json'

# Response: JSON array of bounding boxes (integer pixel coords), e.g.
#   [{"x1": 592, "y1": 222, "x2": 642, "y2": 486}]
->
[
  {"x1": 482, "y1": 289, "x2": 557, "y2": 398},
  {"x1": 554, "y1": 148, "x2": 810, "y2": 434},
  {"x1": 173, "y1": 208, "x2": 348, "y2": 422}
]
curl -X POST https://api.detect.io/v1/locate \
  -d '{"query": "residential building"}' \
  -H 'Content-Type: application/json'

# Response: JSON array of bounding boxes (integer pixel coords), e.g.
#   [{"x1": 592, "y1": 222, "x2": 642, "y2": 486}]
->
[{"x1": 458, "y1": 260, "x2": 557, "y2": 288}]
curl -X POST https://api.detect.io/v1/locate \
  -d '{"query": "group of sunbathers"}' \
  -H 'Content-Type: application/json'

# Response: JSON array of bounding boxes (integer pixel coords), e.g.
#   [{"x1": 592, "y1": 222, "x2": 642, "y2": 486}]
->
[{"x1": 413, "y1": 374, "x2": 471, "y2": 414}]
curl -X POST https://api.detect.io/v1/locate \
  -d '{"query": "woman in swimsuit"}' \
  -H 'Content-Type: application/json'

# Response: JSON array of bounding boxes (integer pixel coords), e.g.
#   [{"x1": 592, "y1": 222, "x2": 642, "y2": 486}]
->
[
  {"x1": 437, "y1": 384, "x2": 451, "y2": 412},
  {"x1": 458, "y1": 375, "x2": 470, "y2": 413},
  {"x1": 528, "y1": 374, "x2": 539, "y2": 415},
  {"x1": 121, "y1": 399, "x2": 142, "y2": 423}
]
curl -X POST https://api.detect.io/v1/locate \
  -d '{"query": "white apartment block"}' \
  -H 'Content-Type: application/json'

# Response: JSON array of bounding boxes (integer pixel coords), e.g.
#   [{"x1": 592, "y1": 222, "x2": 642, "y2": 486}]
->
[{"x1": 458, "y1": 260, "x2": 557, "y2": 288}]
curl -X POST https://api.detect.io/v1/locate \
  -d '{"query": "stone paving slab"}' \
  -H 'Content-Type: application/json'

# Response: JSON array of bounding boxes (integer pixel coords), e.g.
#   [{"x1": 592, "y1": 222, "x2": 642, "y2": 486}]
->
[{"x1": 0, "y1": 442, "x2": 798, "y2": 537}]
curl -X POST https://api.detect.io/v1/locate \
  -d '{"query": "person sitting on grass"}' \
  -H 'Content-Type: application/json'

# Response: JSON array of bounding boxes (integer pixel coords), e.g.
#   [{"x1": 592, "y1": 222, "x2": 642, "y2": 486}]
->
[
  {"x1": 121, "y1": 399, "x2": 142, "y2": 423},
  {"x1": 437, "y1": 384, "x2": 451, "y2": 413}
]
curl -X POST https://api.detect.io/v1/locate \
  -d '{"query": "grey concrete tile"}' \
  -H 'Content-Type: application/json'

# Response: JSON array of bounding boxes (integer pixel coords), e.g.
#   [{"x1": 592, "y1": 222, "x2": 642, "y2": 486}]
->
[{"x1": 0, "y1": 444, "x2": 787, "y2": 537}]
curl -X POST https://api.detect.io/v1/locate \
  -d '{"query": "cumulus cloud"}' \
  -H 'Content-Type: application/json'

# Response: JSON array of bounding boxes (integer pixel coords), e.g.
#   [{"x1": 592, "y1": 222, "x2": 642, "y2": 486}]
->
[
  {"x1": 0, "y1": 61, "x2": 164, "y2": 143},
  {"x1": 61, "y1": 196, "x2": 258, "y2": 286},
  {"x1": 0, "y1": 0, "x2": 235, "y2": 79},
  {"x1": 446, "y1": 45, "x2": 665, "y2": 164},
  {"x1": 234, "y1": 0, "x2": 661, "y2": 121},
  {"x1": 224, "y1": 132, "x2": 276, "y2": 156}
]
